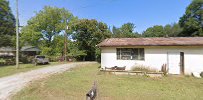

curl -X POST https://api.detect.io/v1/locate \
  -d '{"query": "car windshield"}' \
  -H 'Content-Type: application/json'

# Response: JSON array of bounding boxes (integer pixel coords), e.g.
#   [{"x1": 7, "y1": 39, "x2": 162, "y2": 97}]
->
[{"x1": 36, "y1": 56, "x2": 45, "y2": 58}]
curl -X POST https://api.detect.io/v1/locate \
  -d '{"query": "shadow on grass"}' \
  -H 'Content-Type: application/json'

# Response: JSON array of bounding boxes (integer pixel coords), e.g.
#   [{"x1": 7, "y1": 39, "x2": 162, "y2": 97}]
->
[{"x1": 0, "y1": 64, "x2": 16, "y2": 68}]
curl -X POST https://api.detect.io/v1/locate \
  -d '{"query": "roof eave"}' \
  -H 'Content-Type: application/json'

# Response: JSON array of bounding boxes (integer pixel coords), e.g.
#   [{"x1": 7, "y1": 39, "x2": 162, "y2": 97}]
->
[{"x1": 99, "y1": 44, "x2": 203, "y2": 47}]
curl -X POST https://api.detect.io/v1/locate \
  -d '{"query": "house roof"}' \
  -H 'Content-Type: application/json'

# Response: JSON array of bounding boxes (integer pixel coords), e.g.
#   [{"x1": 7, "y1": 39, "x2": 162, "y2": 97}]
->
[
  {"x1": 0, "y1": 47, "x2": 15, "y2": 51},
  {"x1": 0, "y1": 47, "x2": 15, "y2": 57},
  {"x1": 21, "y1": 46, "x2": 41, "y2": 52},
  {"x1": 0, "y1": 46, "x2": 41, "y2": 52},
  {"x1": 98, "y1": 37, "x2": 203, "y2": 47}
]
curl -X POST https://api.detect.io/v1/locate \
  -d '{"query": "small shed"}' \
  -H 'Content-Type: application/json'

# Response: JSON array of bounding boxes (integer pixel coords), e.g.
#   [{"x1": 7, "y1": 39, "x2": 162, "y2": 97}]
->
[{"x1": 21, "y1": 46, "x2": 41, "y2": 56}]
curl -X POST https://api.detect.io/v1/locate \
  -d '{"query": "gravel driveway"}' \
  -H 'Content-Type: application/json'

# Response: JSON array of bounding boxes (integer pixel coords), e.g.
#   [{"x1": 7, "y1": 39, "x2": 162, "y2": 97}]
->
[{"x1": 0, "y1": 62, "x2": 95, "y2": 100}]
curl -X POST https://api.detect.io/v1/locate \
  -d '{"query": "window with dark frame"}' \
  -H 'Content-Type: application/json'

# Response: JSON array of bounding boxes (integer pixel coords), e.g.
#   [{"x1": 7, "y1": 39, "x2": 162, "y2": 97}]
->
[{"x1": 116, "y1": 48, "x2": 144, "y2": 60}]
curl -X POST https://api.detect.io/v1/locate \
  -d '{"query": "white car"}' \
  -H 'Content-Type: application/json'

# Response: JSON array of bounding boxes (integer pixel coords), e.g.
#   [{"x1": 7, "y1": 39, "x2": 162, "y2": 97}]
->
[{"x1": 33, "y1": 55, "x2": 49, "y2": 65}]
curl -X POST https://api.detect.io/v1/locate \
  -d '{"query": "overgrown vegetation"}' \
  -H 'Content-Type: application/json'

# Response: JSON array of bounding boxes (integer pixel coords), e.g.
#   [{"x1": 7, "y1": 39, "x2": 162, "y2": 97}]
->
[
  {"x1": 200, "y1": 72, "x2": 203, "y2": 78},
  {"x1": 131, "y1": 65, "x2": 158, "y2": 72},
  {"x1": 71, "y1": 19, "x2": 111, "y2": 61},
  {"x1": 0, "y1": 57, "x2": 15, "y2": 65},
  {"x1": 12, "y1": 63, "x2": 203, "y2": 100}
]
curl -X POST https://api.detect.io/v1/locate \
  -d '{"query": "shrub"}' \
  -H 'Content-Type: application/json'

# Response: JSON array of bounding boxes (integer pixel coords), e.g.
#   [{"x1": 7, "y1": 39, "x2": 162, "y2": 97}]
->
[
  {"x1": 0, "y1": 58, "x2": 6, "y2": 65},
  {"x1": 131, "y1": 65, "x2": 158, "y2": 72},
  {"x1": 20, "y1": 56, "x2": 29, "y2": 64},
  {"x1": 200, "y1": 72, "x2": 203, "y2": 78},
  {"x1": 161, "y1": 64, "x2": 168, "y2": 76},
  {"x1": 95, "y1": 48, "x2": 101, "y2": 63},
  {"x1": 0, "y1": 57, "x2": 15, "y2": 65},
  {"x1": 5, "y1": 58, "x2": 15, "y2": 65},
  {"x1": 20, "y1": 55, "x2": 35, "y2": 64},
  {"x1": 48, "y1": 56, "x2": 59, "y2": 62}
]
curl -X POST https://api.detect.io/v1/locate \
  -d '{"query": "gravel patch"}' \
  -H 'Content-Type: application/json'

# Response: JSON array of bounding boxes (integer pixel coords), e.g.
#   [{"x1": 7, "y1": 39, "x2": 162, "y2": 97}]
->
[{"x1": 0, "y1": 62, "x2": 95, "y2": 100}]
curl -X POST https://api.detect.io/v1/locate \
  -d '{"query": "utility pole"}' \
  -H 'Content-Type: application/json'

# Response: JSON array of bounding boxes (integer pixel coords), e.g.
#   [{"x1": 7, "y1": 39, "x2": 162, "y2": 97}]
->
[
  {"x1": 64, "y1": 14, "x2": 68, "y2": 62},
  {"x1": 16, "y1": 0, "x2": 19, "y2": 68}
]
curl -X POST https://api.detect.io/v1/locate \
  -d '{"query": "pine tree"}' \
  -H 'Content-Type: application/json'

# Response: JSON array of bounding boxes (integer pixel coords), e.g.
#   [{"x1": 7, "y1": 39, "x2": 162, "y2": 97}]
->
[{"x1": 0, "y1": 0, "x2": 16, "y2": 47}]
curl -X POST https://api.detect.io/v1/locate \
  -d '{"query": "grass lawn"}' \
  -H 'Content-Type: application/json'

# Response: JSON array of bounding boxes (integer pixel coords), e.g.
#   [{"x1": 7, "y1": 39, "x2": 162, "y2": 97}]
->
[
  {"x1": 0, "y1": 62, "x2": 66, "y2": 78},
  {"x1": 12, "y1": 63, "x2": 203, "y2": 100}
]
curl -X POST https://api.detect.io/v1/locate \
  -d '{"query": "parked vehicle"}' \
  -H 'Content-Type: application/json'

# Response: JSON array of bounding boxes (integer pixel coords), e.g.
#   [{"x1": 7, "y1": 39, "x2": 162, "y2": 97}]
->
[{"x1": 33, "y1": 55, "x2": 49, "y2": 65}]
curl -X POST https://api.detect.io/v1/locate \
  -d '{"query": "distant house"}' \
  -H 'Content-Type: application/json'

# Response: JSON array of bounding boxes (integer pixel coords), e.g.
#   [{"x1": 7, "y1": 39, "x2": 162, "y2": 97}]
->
[
  {"x1": 98, "y1": 37, "x2": 203, "y2": 75},
  {"x1": 0, "y1": 47, "x2": 15, "y2": 57},
  {"x1": 0, "y1": 46, "x2": 40, "y2": 57},
  {"x1": 21, "y1": 46, "x2": 41, "y2": 56}
]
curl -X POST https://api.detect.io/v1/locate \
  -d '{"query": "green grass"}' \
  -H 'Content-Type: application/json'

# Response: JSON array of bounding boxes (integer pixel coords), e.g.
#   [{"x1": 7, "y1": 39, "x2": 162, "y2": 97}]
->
[
  {"x1": 12, "y1": 63, "x2": 203, "y2": 100},
  {"x1": 0, "y1": 62, "x2": 66, "y2": 78}
]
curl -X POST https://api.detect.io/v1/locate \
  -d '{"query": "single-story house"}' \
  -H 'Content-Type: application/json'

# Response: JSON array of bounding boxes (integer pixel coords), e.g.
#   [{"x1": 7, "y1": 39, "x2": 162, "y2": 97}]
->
[
  {"x1": 98, "y1": 37, "x2": 203, "y2": 75},
  {"x1": 21, "y1": 46, "x2": 41, "y2": 56},
  {"x1": 0, "y1": 47, "x2": 15, "y2": 57},
  {"x1": 0, "y1": 46, "x2": 40, "y2": 57}
]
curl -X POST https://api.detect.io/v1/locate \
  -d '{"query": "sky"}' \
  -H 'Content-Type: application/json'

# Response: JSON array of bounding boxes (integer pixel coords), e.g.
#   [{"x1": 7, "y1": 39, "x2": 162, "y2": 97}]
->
[{"x1": 9, "y1": 0, "x2": 191, "y2": 33}]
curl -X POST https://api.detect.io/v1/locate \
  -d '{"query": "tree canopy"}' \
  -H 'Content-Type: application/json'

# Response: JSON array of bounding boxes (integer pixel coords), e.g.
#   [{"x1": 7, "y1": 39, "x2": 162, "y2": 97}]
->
[
  {"x1": 20, "y1": 6, "x2": 77, "y2": 56},
  {"x1": 71, "y1": 19, "x2": 111, "y2": 61},
  {"x1": 112, "y1": 23, "x2": 140, "y2": 38},
  {"x1": 0, "y1": 0, "x2": 15, "y2": 47},
  {"x1": 179, "y1": 0, "x2": 203, "y2": 36},
  {"x1": 142, "y1": 25, "x2": 165, "y2": 37},
  {"x1": 142, "y1": 23, "x2": 182, "y2": 37}
]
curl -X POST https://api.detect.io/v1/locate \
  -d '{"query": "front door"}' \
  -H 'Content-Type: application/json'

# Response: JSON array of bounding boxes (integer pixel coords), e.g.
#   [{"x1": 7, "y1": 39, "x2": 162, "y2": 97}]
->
[{"x1": 168, "y1": 52, "x2": 180, "y2": 74}]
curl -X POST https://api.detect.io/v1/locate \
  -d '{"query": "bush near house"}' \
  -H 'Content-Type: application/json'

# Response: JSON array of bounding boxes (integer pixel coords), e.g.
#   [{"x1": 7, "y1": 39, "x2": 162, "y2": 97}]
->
[
  {"x1": 20, "y1": 55, "x2": 35, "y2": 64},
  {"x1": 0, "y1": 58, "x2": 5, "y2": 65},
  {"x1": 132, "y1": 65, "x2": 158, "y2": 72},
  {"x1": 0, "y1": 57, "x2": 15, "y2": 65},
  {"x1": 200, "y1": 72, "x2": 203, "y2": 78}
]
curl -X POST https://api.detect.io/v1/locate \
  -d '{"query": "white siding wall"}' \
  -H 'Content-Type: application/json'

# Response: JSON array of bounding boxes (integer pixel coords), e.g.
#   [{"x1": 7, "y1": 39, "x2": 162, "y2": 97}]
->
[{"x1": 101, "y1": 46, "x2": 203, "y2": 75}]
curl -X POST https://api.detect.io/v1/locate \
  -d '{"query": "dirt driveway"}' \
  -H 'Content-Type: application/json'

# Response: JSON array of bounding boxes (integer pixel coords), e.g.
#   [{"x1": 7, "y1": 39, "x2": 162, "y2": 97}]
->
[{"x1": 0, "y1": 62, "x2": 95, "y2": 100}]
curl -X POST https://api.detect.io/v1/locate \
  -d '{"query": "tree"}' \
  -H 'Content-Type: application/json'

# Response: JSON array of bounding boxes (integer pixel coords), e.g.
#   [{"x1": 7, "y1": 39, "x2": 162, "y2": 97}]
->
[
  {"x1": 120, "y1": 23, "x2": 135, "y2": 34},
  {"x1": 142, "y1": 24, "x2": 182, "y2": 37},
  {"x1": 71, "y1": 19, "x2": 111, "y2": 61},
  {"x1": 112, "y1": 23, "x2": 140, "y2": 38},
  {"x1": 179, "y1": 0, "x2": 203, "y2": 36},
  {"x1": 51, "y1": 35, "x2": 65, "y2": 56},
  {"x1": 112, "y1": 26, "x2": 121, "y2": 37},
  {"x1": 167, "y1": 23, "x2": 183, "y2": 37},
  {"x1": 21, "y1": 6, "x2": 76, "y2": 56},
  {"x1": 142, "y1": 25, "x2": 166, "y2": 37},
  {"x1": 67, "y1": 41, "x2": 87, "y2": 59},
  {"x1": 0, "y1": 0, "x2": 15, "y2": 47},
  {"x1": 20, "y1": 25, "x2": 42, "y2": 47},
  {"x1": 163, "y1": 23, "x2": 183, "y2": 37}
]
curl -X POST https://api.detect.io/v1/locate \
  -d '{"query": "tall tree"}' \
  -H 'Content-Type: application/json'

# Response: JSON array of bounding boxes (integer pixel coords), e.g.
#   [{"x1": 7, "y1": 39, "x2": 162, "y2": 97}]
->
[
  {"x1": 21, "y1": 6, "x2": 76, "y2": 56},
  {"x1": 71, "y1": 19, "x2": 111, "y2": 61},
  {"x1": 142, "y1": 24, "x2": 182, "y2": 37},
  {"x1": 0, "y1": 0, "x2": 15, "y2": 47},
  {"x1": 67, "y1": 41, "x2": 87, "y2": 59},
  {"x1": 120, "y1": 23, "x2": 135, "y2": 34},
  {"x1": 164, "y1": 23, "x2": 183, "y2": 37},
  {"x1": 142, "y1": 25, "x2": 165, "y2": 37},
  {"x1": 179, "y1": 0, "x2": 203, "y2": 36},
  {"x1": 112, "y1": 23, "x2": 140, "y2": 38}
]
